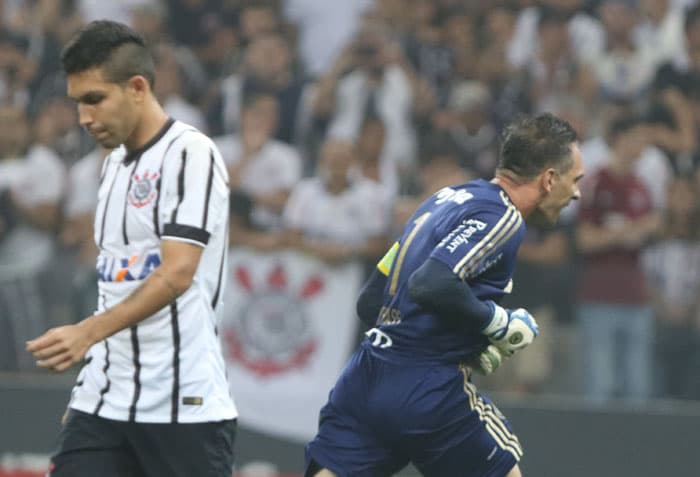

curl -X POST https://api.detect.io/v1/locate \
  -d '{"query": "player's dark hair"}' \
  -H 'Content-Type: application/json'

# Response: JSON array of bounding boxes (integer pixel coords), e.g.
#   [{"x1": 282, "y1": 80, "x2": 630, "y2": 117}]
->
[
  {"x1": 498, "y1": 113, "x2": 577, "y2": 178},
  {"x1": 61, "y1": 20, "x2": 155, "y2": 89}
]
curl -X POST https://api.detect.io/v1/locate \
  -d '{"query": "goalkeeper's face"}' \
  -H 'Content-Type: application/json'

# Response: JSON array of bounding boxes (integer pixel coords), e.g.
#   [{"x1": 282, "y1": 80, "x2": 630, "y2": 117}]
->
[{"x1": 536, "y1": 142, "x2": 584, "y2": 224}]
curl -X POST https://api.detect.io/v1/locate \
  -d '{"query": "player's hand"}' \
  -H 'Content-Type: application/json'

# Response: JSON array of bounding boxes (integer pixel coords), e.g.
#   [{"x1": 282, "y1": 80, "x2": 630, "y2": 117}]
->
[
  {"x1": 26, "y1": 323, "x2": 94, "y2": 372},
  {"x1": 474, "y1": 344, "x2": 505, "y2": 375},
  {"x1": 482, "y1": 303, "x2": 538, "y2": 356}
]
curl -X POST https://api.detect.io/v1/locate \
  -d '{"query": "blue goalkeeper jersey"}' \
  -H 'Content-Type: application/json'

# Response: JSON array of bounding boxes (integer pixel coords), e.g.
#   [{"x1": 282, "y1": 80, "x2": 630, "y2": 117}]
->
[{"x1": 371, "y1": 179, "x2": 525, "y2": 365}]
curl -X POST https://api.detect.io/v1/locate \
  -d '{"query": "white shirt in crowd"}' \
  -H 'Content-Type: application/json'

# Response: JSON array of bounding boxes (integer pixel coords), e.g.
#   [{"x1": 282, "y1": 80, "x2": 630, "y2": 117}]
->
[
  {"x1": 64, "y1": 148, "x2": 104, "y2": 220},
  {"x1": 282, "y1": 0, "x2": 373, "y2": 76},
  {"x1": 283, "y1": 175, "x2": 390, "y2": 246},
  {"x1": 327, "y1": 66, "x2": 417, "y2": 177},
  {"x1": 70, "y1": 119, "x2": 237, "y2": 424},
  {"x1": 507, "y1": 7, "x2": 605, "y2": 69},
  {"x1": 0, "y1": 144, "x2": 65, "y2": 278},
  {"x1": 215, "y1": 135, "x2": 302, "y2": 230}
]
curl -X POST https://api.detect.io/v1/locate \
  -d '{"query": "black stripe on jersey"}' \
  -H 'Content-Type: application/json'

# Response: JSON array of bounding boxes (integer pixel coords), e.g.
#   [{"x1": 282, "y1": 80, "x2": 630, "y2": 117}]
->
[
  {"x1": 93, "y1": 340, "x2": 111, "y2": 415},
  {"x1": 98, "y1": 163, "x2": 122, "y2": 248},
  {"x1": 128, "y1": 326, "x2": 142, "y2": 422},
  {"x1": 202, "y1": 150, "x2": 215, "y2": 229},
  {"x1": 162, "y1": 223, "x2": 210, "y2": 245},
  {"x1": 211, "y1": 227, "x2": 227, "y2": 309},
  {"x1": 171, "y1": 149, "x2": 187, "y2": 223},
  {"x1": 122, "y1": 158, "x2": 141, "y2": 245},
  {"x1": 153, "y1": 174, "x2": 162, "y2": 237},
  {"x1": 98, "y1": 155, "x2": 111, "y2": 187},
  {"x1": 153, "y1": 128, "x2": 197, "y2": 237},
  {"x1": 170, "y1": 301, "x2": 181, "y2": 423}
]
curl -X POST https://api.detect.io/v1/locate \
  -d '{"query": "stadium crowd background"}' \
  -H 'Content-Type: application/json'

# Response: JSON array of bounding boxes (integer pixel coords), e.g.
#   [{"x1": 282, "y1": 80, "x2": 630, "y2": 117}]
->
[{"x1": 1, "y1": 0, "x2": 700, "y2": 404}]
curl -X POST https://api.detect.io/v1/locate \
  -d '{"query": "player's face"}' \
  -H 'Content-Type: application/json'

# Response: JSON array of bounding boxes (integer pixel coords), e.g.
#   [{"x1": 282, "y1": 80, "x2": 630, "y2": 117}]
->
[
  {"x1": 67, "y1": 68, "x2": 139, "y2": 149},
  {"x1": 537, "y1": 142, "x2": 584, "y2": 223}
]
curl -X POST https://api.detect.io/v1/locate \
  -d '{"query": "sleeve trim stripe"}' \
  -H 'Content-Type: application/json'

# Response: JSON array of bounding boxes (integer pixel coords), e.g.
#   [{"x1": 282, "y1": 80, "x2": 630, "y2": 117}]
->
[
  {"x1": 162, "y1": 223, "x2": 210, "y2": 245},
  {"x1": 460, "y1": 212, "x2": 522, "y2": 279},
  {"x1": 451, "y1": 205, "x2": 519, "y2": 275}
]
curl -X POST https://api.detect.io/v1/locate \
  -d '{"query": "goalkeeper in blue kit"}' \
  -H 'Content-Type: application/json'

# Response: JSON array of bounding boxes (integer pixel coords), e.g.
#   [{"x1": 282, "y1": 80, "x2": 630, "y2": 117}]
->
[{"x1": 305, "y1": 113, "x2": 585, "y2": 477}]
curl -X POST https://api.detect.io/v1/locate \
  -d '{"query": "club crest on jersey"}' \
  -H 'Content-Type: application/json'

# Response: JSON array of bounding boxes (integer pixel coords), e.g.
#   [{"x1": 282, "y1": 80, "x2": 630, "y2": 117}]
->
[
  {"x1": 128, "y1": 170, "x2": 159, "y2": 208},
  {"x1": 222, "y1": 264, "x2": 320, "y2": 377}
]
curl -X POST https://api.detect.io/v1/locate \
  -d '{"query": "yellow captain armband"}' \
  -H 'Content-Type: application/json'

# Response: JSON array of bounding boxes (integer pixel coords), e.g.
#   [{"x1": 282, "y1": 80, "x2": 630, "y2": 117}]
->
[{"x1": 377, "y1": 241, "x2": 399, "y2": 276}]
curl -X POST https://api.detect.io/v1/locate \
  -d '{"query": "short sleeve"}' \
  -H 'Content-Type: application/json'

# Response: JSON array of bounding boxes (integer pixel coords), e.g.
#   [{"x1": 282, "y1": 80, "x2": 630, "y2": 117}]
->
[
  {"x1": 160, "y1": 135, "x2": 229, "y2": 247},
  {"x1": 431, "y1": 203, "x2": 523, "y2": 281}
]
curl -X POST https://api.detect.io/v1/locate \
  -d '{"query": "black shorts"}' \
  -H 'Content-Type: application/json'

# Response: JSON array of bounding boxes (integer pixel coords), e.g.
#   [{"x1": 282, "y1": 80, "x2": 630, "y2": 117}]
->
[{"x1": 49, "y1": 409, "x2": 236, "y2": 477}]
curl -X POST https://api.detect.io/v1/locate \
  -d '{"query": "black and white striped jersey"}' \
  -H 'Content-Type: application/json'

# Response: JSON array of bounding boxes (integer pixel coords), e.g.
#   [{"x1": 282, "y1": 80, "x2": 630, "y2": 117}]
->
[{"x1": 69, "y1": 119, "x2": 238, "y2": 423}]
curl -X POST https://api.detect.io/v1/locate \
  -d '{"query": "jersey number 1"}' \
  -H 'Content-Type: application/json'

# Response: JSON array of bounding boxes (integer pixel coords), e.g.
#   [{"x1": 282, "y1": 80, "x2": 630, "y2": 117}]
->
[{"x1": 389, "y1": 212, "x2": 431, "y2": 295}]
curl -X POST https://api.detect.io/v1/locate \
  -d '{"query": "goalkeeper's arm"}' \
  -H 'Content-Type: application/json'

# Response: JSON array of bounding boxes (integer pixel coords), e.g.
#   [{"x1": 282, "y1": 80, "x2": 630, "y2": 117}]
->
[
  {"x1": 408, "y1": 257, "x2": 538, "y2": 356},
  {"x1": 408, "y1": 257, "x2": 493, "y2": 330}
]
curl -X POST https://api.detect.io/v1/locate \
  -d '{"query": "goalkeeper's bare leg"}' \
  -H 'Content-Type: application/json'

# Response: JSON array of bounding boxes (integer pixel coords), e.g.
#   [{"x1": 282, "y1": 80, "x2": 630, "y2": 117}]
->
[{"x1": 312, "y1": 464, "x2": 523, "y2": 476}]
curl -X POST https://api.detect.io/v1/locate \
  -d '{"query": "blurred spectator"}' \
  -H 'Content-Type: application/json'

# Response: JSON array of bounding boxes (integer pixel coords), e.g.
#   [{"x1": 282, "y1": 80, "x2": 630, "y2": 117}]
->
[
  {"x1": 525, "y1": 6, "x2": 597, "y2": 113},
  {"x1": 636, "y1": 0, "x2": 687, "y2": 67},
  {"x1": 431, "y1": 80, "x2": 499, "y2": 178},
  {"x1": 576, "y1": 115, "x2": 662, "y2": 402},
  {"x1": 239, "y1": 0, "x2": 280, "y2": 45},
  {"x1": 579, "y1": 112, "x2": 673, "y2": 211},
  {"x1": 442, "y1": 5, "x2": 478, "y2": 80},
  {"x1": 215, "y1": 92, "x2": 302, "y2": 230},
  {"x1": 507, "y1": 0, "x2": 605, "y2": 69},
  {"x1": 589, "y1": 0, "x2": 657, "y2": 103},
  {"x1": 313, "y1": 26, "x2": 435, "y2": 192},
  {"x1": 34, "y1": 96, "x2": 91, "y2": 163},
  {"x1": 355, "y1": 115, "x2": 399, "y2": 195},
  {"x1": 282, "y1": 0, "x2": 373, "y2": 77},
  {"x1": 166, "y1": 0, "x2": 222, "y2": 49},
  {"x1": 60, "y1": 147, "x2": 110, "y2": 318},
  {"x1": 650, "y1": 5, "x2": 700, "y2": 172},
  {"x1": 0, "y1": 105, "x2": 65, "y2": 371},
  {"x1": 401, "y1": 0, "x2": 456, "y2": 106},
  {"x1": 283, "y1": 139, "x2": 391, "y2": 265},
  {"x1": 153, "y1": 43, "x2": 208, "y2": 132},
  {"x1": 215, "y1": 32, "x2": 312, "y2": 144},
  {"x1": 642, "y1": 177, "x2": 700, "y2": 400},
  {"x1": 0, "y1": 26, "x2": 37, "y2": 108}
]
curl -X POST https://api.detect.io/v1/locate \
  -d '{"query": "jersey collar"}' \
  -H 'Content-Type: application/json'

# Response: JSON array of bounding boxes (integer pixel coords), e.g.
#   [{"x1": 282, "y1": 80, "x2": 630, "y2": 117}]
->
[{"x1": 123, "y1": 117, "x2": 175, "y2": 165}]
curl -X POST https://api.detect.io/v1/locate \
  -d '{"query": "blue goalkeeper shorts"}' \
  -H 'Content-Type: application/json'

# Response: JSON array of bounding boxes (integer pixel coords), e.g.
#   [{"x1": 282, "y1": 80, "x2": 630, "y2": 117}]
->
[{"x1": 305, "y1": 341, "x2": 522, "y2": 477}]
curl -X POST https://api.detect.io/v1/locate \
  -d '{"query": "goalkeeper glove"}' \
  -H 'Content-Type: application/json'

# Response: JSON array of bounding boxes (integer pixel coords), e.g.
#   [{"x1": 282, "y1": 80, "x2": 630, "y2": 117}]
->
[
  {"x1": 482, "y1": 302, "x2": 538, "y2": 356},
  {"x1": 474, "y1": 344, "x2": 505, "y2": 375}
]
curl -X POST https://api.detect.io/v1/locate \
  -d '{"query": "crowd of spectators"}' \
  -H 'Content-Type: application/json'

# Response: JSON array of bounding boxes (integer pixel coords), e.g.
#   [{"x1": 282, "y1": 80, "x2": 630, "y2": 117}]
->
[{"x1": 1, "y1": 0, "x2": 700, "y2": 403}]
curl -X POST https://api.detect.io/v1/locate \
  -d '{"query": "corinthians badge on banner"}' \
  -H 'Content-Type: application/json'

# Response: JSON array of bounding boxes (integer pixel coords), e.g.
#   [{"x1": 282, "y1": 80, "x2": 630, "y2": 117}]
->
[{"x1": 223, "y1": 263, "x2": 322, "y2": 377}]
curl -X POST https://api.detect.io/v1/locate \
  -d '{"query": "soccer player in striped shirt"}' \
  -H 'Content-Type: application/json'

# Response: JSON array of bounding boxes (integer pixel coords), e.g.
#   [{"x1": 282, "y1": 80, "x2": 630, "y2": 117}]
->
[
  {"x1": 305, "y1": 113, "x2": 584, "y2": 477},
  {"x1": 26, "y1": 21, "x2": 237, "y2": 477}
]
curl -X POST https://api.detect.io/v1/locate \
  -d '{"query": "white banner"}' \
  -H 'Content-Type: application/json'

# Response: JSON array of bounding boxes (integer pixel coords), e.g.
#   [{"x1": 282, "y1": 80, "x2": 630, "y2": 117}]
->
[{"x1": 221, "y1": 248, "x2": 363, "y2": 441}]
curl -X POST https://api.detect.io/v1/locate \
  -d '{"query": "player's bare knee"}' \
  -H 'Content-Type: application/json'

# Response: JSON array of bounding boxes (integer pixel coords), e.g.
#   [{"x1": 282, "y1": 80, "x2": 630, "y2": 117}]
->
[{"x1": 506, "y1": 463, "x2": 522, "y2": 477}]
